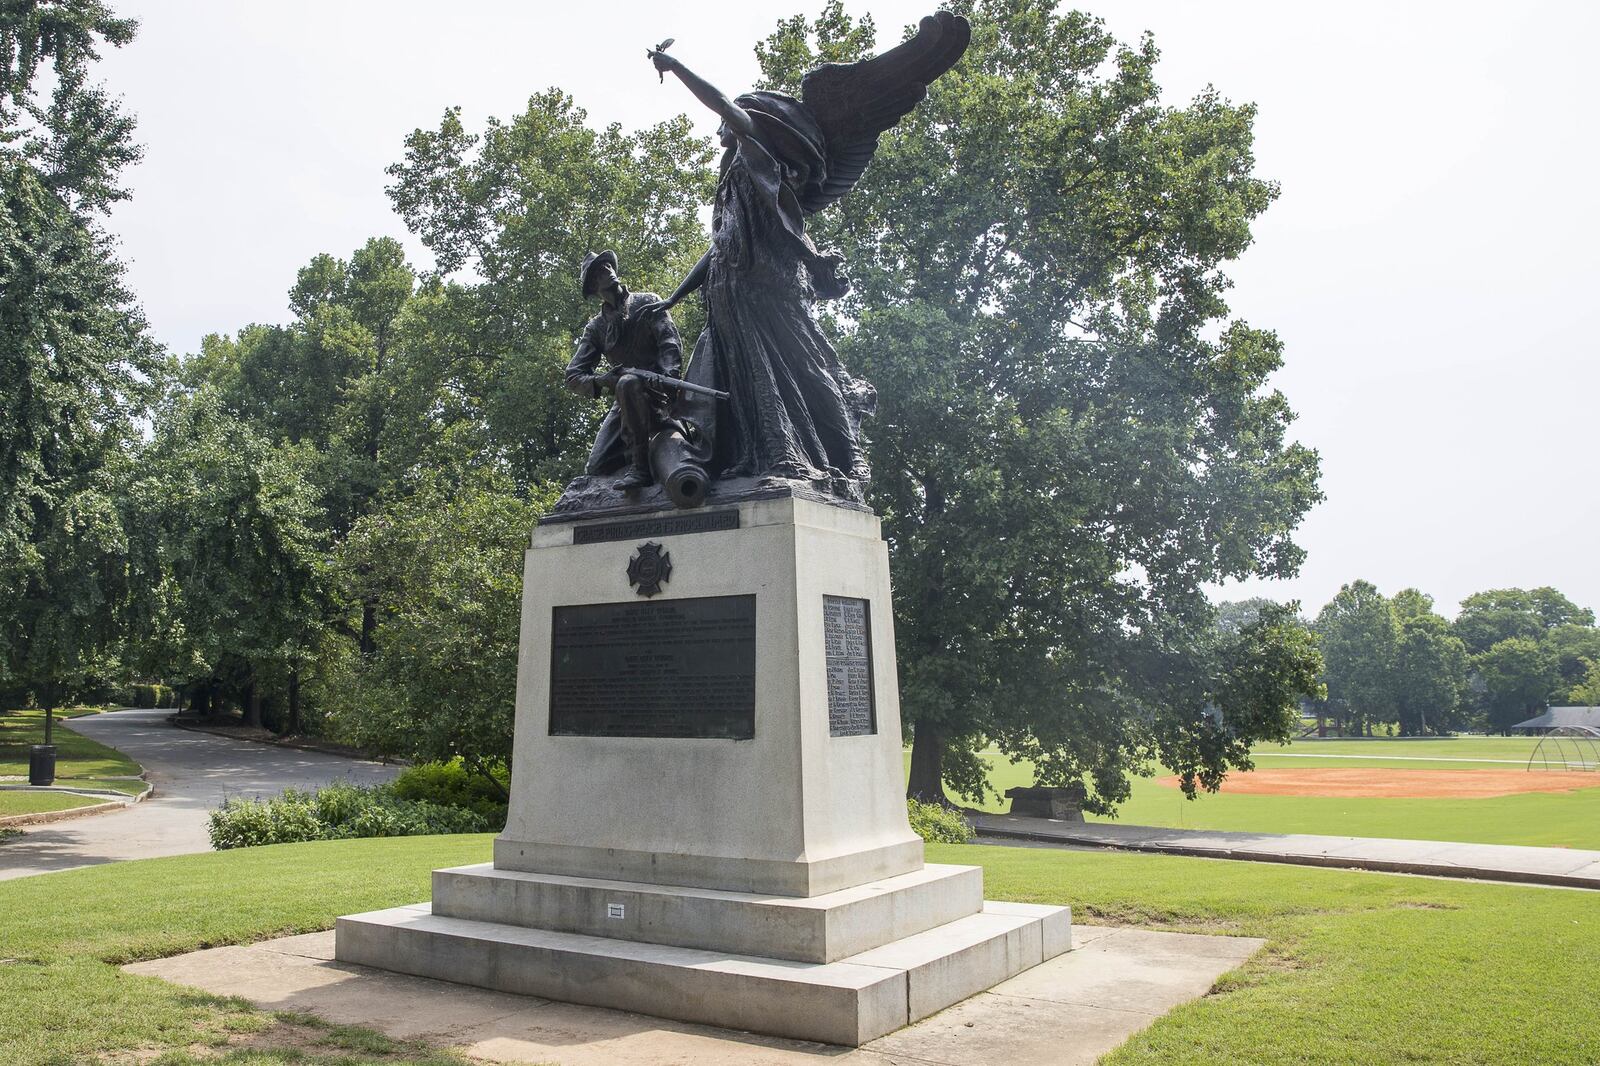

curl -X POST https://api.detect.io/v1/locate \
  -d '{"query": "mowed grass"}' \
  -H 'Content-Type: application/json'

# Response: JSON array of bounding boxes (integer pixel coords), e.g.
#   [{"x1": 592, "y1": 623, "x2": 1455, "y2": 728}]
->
[
  {"x1": 1, "y1": 835, "x2": 1596, "y2": 1064},
  {"x1": 0, "y1": 709, "x2": 145, "y2": 823},
  {"x1": 0, "y1": 791, "x2": 101, "y2": 817},
  {"x1": 916, "y1": 734, "x2": 1600, "y2": 849},
  {"x1": 961, "y1": 843, "x2": 1600, "y2": 1064},
  {"x1": 0, "y1": 708, "x2": 144, "y2": 777},
  {"x1": 1273, "y1": 736, "x2": 1547, "y2": 760},
  {"x1": 0, "y1": 835, "x2": 490, "y2": 1065}
]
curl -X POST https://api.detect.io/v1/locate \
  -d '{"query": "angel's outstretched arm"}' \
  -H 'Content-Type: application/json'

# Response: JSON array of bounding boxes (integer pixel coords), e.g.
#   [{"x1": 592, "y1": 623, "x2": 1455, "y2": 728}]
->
[
  {"x1": 640, "y1": 248, "x2": 710, "y2": 319},
  {"x1": 650, "y1": 50, "x2": 755, "y2": 140}
]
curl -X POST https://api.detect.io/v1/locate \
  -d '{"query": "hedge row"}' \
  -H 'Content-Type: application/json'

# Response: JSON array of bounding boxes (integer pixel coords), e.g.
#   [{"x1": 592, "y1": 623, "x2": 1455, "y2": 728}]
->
[{"x1": 129, "y1": 684, "x2": 175, "y2": 708}]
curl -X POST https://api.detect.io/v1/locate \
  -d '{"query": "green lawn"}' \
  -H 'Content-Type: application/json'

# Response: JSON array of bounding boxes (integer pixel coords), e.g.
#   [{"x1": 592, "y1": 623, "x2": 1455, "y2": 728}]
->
[
  {"x1": 0, "y1": 835, "x2": 487, "y2": 1065},
  {"x1": 1273, "y1": 735, "x2": 1547, "y2": 760},
  {"x1": 63, "y1": 704, "x2": 117, "y2": 718},
  {"x1": 0, "y1": 791, "x2": 101, "y2": 818},
  {"x1": 967, "y1": 843, "x2": 1600, "y2": 1064},
  {"x1": 930, "y1": 735, "x2": 1600, "y2": 849},
  {"x1": 0, "y1": 709, "x2": 146, "y2": 801},
  {"x1": 0, "y1": 835, "x2": 1595, "y2": 1064}
]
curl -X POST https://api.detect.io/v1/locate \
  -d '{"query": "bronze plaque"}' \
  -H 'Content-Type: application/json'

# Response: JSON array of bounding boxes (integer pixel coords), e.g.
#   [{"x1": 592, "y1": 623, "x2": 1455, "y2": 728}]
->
[
  {"x1": 824, "y1": 595, "x2": 876, "y2": 737},
  {"x1": 549, "y1": 595, "x2": 756, "y2": 739}
]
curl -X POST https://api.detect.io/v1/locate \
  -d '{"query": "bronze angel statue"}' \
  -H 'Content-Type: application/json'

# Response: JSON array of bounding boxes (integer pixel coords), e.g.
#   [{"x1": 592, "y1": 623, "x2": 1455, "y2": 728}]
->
[{"x1": 639, "y1": 13, "x2": 970, "y2": 506}]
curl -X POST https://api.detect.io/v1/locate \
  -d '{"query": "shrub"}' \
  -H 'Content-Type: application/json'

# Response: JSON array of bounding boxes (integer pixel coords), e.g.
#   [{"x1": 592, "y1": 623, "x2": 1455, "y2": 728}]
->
[
  {"x1": 391, "y1": 760, "x2": 510, "y2": 821},
  {"x1": 207, "y1": 793, "x2": 326, "y2": 849},
  {"x1": 907, "y1": 799, "x2": 975, "y2": 844},
  {"x1": 207, "y1": 782, "x2": 497, "y2": 849}
]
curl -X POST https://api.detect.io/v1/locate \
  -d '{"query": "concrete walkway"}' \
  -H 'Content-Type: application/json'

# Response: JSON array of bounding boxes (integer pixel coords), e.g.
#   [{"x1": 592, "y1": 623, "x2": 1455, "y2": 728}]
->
[
  {"x1": 0, "y1": 709, "x2": 401, "y2": 882},
  {"x1": 128, "y1": 923, "x2": 1263, "y2": 1065},
  {"x1": 973, "y1": 815, "x2": 1600, "y2": 889}
]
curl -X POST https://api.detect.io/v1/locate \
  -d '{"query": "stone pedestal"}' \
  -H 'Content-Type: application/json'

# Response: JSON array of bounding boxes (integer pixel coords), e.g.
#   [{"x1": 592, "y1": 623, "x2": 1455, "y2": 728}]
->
[{"x1": 337, "y1": 493, "x2": 1070, "y2": 1046}]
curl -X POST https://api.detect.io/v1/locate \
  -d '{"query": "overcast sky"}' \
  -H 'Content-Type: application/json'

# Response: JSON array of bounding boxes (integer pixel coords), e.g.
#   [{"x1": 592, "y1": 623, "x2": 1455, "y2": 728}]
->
[{"x1": 97, "y1": 1, "x2": 1599, "y2": 620}]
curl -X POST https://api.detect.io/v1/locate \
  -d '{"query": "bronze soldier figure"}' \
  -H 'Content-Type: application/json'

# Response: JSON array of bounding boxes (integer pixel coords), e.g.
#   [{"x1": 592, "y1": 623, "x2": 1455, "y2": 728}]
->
[{"x1": 565, "y1": 251, "x2": 684, "y2": 491}]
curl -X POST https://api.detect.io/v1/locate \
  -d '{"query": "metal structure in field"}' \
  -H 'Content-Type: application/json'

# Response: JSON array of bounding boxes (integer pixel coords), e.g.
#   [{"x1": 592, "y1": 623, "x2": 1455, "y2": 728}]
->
[{"x1": 1527, "y1": 727, "x2": 1600, "y2": 772}]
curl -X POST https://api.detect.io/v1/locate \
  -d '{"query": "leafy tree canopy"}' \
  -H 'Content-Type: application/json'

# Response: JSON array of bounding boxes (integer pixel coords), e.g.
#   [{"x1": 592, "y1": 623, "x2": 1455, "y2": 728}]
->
[
  {"x1": 125, "y1": 389, "x2": 330, "y2": 727},
  {"x1": 1475, "y1": 637, "x2": 1557, "y2": 734},
  {"x1": 384, "y1": 91, "x2": 715, "y2": 488},
  {"x1": 1391, "y1": 600, "x2": 1469, "y2": 736},
  {"x1": 1569, "y1": 659, "x2": 1600, "y2": 708},
  {"x1": 1453, "y1": 587, "x2": 1593, "y2": 656},
  {"x1": 758, "y1": 1, "x2": 1323, "y2": 809},
  {"x1": 1544, "y1": 624, "x2": 1600, "y2": 703},
  {"x1": 1314, "y1": 581, "x2": 1400, "y2": 733},
  {"x1": 327, "y1": 463, "x2": 553, "y2": 783},
  {"x1": 0, "y1": 1, "x2": 156, "y2": 712}
]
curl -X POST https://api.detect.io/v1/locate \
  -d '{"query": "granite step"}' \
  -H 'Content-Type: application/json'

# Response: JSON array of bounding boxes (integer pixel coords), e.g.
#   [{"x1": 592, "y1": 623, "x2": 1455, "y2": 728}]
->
[
  {"x1": 431, "y1": 861, "x2": 984, "y2": 963},
  {"x1": 335, "y1": 899, "x2": 1071, "y2": 1046}
]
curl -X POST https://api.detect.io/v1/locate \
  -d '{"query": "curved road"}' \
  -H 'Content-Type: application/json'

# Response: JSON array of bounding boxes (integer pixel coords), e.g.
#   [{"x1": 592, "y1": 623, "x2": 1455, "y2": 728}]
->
[{"x1": 0, "y1": 709, "x2": 401, "y2": 881}]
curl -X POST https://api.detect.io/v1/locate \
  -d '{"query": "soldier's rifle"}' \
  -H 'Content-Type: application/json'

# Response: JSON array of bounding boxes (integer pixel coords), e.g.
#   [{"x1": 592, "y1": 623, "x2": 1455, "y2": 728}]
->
[{"x1": 613, "y1": 366, "x2": 729, "y2": 402}]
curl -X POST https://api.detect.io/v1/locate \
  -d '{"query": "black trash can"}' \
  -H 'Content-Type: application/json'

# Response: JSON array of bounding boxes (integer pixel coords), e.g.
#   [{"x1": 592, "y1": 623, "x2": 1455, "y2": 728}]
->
[{"x1": 28, "y1": 744, "x2": 56, "y2": 787}]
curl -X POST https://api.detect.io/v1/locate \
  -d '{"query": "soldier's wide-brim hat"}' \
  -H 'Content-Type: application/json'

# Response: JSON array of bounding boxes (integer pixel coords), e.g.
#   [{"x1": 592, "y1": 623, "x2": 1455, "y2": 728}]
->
[{"x1": 580, "y1": 250, "x2": 619, "y2": 297}]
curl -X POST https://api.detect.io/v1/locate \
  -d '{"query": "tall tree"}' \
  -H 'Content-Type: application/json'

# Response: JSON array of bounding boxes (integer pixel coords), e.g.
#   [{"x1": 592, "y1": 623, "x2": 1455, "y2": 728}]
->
[
  {"x1": 1474, "y1": 637, "x2": 1557, "y2": 734},
  {"x1": 329, "y1": 462, "x2": 550, "y2": 788},
  {"x1": 127, "y1": 391, "x2": 329, "y2": 729},
  {"x1": 1314, "y1": 581, "x2": 1399, "y2": 735},
  {"x1": 0, "y1": 1, "x2": 158, "y2": 732},
  {"x1": 758, "y1": 2, "x2": 1322, "y2": 808},
  {"x1": 1389, "y1": 590, "x2": 1469, "y2": 736}
]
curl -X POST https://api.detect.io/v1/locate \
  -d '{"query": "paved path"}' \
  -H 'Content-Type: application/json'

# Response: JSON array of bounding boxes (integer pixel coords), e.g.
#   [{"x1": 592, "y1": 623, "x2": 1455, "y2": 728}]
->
[
  {"x1": 0, "y1": 709, "x2": 401, "y2": 882},
  {"x1": 973, "y1": 815, "x2": 1600, "y2": 889},
  {"x1": 129, "y1": 924, "x2": 1263, "y2": 1065}
]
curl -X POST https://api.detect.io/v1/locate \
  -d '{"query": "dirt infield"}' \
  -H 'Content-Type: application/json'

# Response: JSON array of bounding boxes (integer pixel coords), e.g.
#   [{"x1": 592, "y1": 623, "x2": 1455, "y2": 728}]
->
[{"x1": 1155, "y1": 768, "x2": 1600, "y2": 799}]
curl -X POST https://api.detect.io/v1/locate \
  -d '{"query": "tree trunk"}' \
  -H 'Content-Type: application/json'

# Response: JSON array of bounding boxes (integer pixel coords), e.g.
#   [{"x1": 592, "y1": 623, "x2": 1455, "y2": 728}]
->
[
  {"x1": 287, "y1": 666, "x2": 301, "y2": 735},
  {"x1": 43, "y1": 702, "x2": 54, "y2": 746},
  {"x1": 360, "y1": 600, "x2": 377, "y2": 656},
  {"x1": 906, "y1": 725, "x2": 949, "y2": 804},
  {"x1": 244, "y1": 678, "x2": 262, "y2": 729},
  {"x1": 1317, "y1": 713, "x2": 1326, "y2": 738}
]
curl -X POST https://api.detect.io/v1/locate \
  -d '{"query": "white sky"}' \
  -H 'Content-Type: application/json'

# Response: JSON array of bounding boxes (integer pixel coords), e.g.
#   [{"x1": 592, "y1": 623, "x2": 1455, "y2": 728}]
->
[{"x1": 98, "y1": 1, "x2": 1599, "y2": 620}]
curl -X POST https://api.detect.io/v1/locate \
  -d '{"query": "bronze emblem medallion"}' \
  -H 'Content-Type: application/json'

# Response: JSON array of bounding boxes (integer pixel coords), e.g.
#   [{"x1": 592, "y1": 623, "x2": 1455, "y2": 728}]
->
[{"x1": 626, "y1": 542, "x2": 673, "y2": 597}]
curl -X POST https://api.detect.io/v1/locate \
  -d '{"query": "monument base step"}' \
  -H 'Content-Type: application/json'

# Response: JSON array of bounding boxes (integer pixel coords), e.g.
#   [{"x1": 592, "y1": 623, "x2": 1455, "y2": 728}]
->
[
  {"x1": 335, "y1": 899, "x2": 1071, "y2": 1047},
  {"x1": 432, "y1": 861, "x2": 984, "y2": 963}
]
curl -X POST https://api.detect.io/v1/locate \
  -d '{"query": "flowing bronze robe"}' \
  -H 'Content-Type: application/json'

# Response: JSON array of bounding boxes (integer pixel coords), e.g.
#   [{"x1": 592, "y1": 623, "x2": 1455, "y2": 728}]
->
[{"x1": 678, "y1": 115, "x2": 874, "y2": 496}]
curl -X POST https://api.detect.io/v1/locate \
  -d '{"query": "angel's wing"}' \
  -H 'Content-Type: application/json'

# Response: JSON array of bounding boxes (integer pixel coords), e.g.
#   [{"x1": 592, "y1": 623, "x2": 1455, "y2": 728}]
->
[{"x1": 797, "y1": 10, "x2": 970, "y2": 214}]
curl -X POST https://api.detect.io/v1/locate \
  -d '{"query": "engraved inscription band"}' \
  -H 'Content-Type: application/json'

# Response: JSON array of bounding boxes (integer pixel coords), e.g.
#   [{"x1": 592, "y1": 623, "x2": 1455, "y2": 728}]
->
[
  {"x1": 572, "y1": 509, "x2": 739, "y2": 545},
  {"x1": 824, "y1": 595, "x2": 876, "y2": 737}
]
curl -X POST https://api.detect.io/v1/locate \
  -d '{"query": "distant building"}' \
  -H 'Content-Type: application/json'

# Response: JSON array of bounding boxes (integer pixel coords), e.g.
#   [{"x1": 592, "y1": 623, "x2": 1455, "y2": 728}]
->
[{"x1": 1511, "y1": 707, "x2": 1600, "y2": 735}]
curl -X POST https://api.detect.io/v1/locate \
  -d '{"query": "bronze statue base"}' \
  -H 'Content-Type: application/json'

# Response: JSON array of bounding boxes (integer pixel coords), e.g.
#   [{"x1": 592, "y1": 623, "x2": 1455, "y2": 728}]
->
[{"x1": 544, "y1": 472, "x2": 870, "y2": 525}]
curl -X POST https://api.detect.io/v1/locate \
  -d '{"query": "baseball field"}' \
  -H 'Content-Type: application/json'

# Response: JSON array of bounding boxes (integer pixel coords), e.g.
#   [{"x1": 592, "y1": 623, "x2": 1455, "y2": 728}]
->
[{"x1": 937, "y1": 735, "x2": 1600, "y2": 848}]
